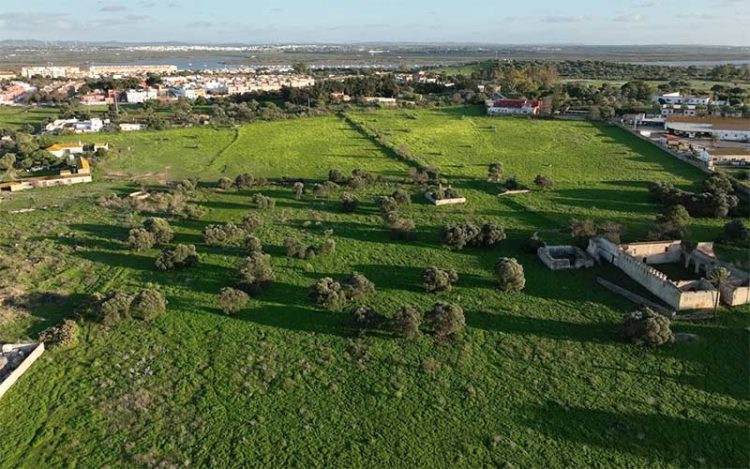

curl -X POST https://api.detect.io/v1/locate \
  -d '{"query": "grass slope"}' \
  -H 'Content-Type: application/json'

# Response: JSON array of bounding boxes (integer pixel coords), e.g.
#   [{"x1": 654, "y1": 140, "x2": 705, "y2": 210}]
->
[{"x1": 0, "y1": 110, "x2": 747, "y2": 468}]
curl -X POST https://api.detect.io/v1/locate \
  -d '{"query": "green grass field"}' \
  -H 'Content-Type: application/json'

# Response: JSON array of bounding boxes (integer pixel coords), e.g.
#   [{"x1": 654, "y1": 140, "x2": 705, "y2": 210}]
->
[
  {"x1": 0, "y1": 106, "x2": 59, "y2": 131},
  {"x1": 0, "y1": 108, "x2": 747, "y2": 467}
]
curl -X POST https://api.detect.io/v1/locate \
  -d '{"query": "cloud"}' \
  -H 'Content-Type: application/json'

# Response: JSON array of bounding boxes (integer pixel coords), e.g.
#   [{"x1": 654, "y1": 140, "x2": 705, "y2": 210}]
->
[
  {"x1": 634, "y1": 1, "x2": 660, "y2": 7},
  {"x1": 0, "y1": 12, "x2": 79, "y2": 29},
  {"x1": 612, "y1": 13, "x2": 643, "y2": 22},
  {"x1": 188, "y1": 21, "x2": 214, "y2": 28},
  {"x1": 99, "y1": 4, "x2": 128, "y2": 12},
  {"x1": 541, "y1": 15, "x2": 592, "y2": 23}
]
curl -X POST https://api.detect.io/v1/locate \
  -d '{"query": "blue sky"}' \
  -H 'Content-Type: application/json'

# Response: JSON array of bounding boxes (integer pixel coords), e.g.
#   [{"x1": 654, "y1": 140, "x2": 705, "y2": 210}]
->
[{"x1": 0, "y1": 0, "x2": 747, "y2": 45}]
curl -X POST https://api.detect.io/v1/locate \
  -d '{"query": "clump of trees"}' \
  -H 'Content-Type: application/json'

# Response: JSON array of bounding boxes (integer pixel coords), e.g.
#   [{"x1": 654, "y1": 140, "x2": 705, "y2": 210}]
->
[
  {"x1": 569, "y1": 218, "x2": 597, "y2": 248},
  {"x1": 377, "y1": 195, "x2": 416, "y2": 241},
  {"x1": 308, "y1": 272, "x2": 375, "y2": 311},
  {"x1": 393, "y1": 306, "x2": 422, "y2": 340},
  {"x1": 284, "y1": 236, "x2": 336, "y2": 259},
  {"x1": 340, "y1": 192, "x2": 359, "y2": 213},
  {"x1": 241, "y1": 212, "x2": 263, "y2": 233},
  {"x1": 217, "y1": 287, "x2": 249, "y2": 315},
  {"x1": 155, "y1": 244, "x2": 199, "y2": 270},
  {"x1": 533, "y1": 174, "x2": 554, "y2": 190},
  {"x1": 237, "y1": 252, "x2": 275, "y2": 295},
  {"x1": 426, "y1": 185, "x2": 462, "y2": 201},
  {"x1": 649, "y1": 174, "x2": 741, "y2": 219},
  {"x1": 495, "y1": 257, "x2": 526, "y2": 292},
  {"x1": 426, "y1": 302, "x2": 465, "y2": 340},
  {"x1": 422, "y1": 267, "x2": 459, "y2": 293},
  {"x1": 235, "y1": 173, "x2": 265, "y2": 190},
  {"x1": 245, "y1": 235, "x2": 263, "y2": 253},
  {"x1": 89, "y1": 289, "x2": 167, "y2": 326},
  {"x1": 183, "y1": 204, "x2": 207, "y2": 220},
  {"x1": 39, "y1": 319, "x2": 80, "y2": 348},
  {"x1": 218, "y1": 177, "x2": 233, "y2": 190},
  {"x1": 391, "y1": 188, "x2": 411, "y2": 206},
  {"x1": 441, "y1": 222, "x2": 506, "y2": 250},
  {"x1": 621, "y1": 307, "x2": 673, "y2": 347},
  {"x1": 329, "y1": 168, "x2": 377, "y2": 188},
  {"x1": 252, "y1": 193, "x2": 275, "y2": 209},
  {"x1": 203, "y1": 223, "x2": 246, "y2": 246}
]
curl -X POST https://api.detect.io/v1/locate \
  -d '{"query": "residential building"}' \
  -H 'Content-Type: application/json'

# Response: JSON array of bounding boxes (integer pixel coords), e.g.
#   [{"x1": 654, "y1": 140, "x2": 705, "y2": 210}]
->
[
  {"x1": 125, "y1": 88, "x2": 158, "y2": 104},
  {"x1": 119, "y1": 123, "x2": 147, "y2": 132},
  {"x1": 363, "y1": 97, "x2": 398, "y2": 106},
  {"x1": 0, "y1": 157, "x2": 92, "y2": 192},
  {"x1": 20, "y1": 66, "x2": 82, "y2": 79},
  {"x1": 45, "y1": 118, "x2": 105, "y2": 134},
  {"x1": 45, "y1": 142, "x2": 85, "y2": 158},
  {"x1": 653, "y1": 92, "x2": 711, "y2": 106},
  {"x1": 486, "y1": 98, "x2": 541, "y2": 116}
]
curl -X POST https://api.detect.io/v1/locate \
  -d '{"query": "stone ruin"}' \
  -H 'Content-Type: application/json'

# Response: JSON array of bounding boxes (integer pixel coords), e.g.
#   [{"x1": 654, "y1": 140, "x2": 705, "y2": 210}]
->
[
  {"x1": 537, "y1": 245, "x2": 595, "y2": 270},
  {"x1": 0, "y1": 343, "x2": 45, "y2": 399}
]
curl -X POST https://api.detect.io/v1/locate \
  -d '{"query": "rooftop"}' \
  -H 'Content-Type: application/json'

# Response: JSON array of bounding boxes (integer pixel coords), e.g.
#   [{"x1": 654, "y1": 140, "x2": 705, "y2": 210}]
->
[{"x1": 666, "y1": 116, "x2": 750, "y2": 131}]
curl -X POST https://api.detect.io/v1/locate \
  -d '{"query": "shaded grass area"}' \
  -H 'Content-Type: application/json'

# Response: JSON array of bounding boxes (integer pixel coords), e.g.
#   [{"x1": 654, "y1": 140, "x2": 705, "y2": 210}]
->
[{"x1": 0, "y1": 110, "x2": 747, "y2": 467}]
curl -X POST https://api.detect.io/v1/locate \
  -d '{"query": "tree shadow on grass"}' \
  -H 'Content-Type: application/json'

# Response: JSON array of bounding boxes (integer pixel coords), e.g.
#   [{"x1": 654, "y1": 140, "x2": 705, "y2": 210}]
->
[
  {"x1": 524, "y1": 401, "x2": 748, "y2": 467},
  {"x1": 468, "y1": 310, "x2": 614, "y2": 344},
  {"x1": 2, "y1": 291, "x2": 94, "y2": 338}
]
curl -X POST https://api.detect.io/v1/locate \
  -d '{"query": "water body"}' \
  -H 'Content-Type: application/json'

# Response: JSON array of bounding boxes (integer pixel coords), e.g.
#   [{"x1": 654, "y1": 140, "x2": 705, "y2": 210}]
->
[{"x1": 88, "y1": 55, "x2": 249, "y2": 71}]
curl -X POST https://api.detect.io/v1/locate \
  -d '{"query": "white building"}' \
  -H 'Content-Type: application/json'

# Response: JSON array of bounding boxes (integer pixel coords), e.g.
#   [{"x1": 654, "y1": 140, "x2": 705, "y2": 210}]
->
[
  {"x1": 665, "y1": 116, "x2": 750, "y2": 142},
  {"x1": 45, "y1": 142, "x2": 85, "y2": 158},
  {"x1": 45, "y1": 118, "x2": 105, "y2": 134},
  {"x1": 653, "y1": 92, "x2": 710, "y2": 106},
  {"x1": 119, "y1": 123, "x2": 147, "y2": 132},
  {"x1": 125, "y1": 88, "x2": 158, "y2": 103},
  {"x1": 486, "y1": 98, "x2": 541, "y2": 116},
  {"x1": 20, "y1": 66, "x2": 81, "y2": 79}
]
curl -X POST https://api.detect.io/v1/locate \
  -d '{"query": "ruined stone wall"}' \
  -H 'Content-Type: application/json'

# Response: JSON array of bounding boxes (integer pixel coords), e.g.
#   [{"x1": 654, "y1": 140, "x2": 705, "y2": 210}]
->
[
  {"x1": 611, "y1": 251, "x2": 685, "y2": 310},
  {"x1": 537, "y1": 248, "x2": 571, "y2": 270},
  {"x1": 621, "y1": 240, "x2": 682, "y2": 264}
]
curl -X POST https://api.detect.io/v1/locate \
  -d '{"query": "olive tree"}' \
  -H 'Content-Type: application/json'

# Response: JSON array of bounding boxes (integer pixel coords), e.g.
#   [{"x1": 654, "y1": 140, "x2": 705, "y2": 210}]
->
[{"x1": 494, "y1": 257, "x2": 525, "y2": 292}]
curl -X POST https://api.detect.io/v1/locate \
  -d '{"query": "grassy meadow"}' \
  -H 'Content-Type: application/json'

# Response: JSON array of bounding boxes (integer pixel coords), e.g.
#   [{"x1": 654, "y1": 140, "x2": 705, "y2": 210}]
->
[{"x1": 0, "y1": 108, "x2": 747, "y2": 467}]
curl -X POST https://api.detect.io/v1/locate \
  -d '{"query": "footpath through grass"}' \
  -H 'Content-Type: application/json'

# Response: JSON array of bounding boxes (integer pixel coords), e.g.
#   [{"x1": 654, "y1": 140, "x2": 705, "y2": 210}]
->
[{"x1": 0, "y1": 109, "x2": 747, "y2": 467}]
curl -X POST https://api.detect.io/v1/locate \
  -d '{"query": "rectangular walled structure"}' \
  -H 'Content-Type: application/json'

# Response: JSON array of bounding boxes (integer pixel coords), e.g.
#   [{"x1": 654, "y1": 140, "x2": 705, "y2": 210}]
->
[
  {"x1": 587, "y1": 237, "x2": 750, "y2": 310},
  {"x1": 538, "y1": 245, "x2": 595, "y2": 270},
  {"x1": 0, "y1": 343, "x2": 44, "y2": 399},
  {"x1": 424, "y1": 194, "x2": 467, "y2": 206}
]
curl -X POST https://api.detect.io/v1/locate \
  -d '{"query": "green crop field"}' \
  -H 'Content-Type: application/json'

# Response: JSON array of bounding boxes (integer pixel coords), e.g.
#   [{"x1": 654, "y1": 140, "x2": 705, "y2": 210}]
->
[
  {"x1": 0, "y1": 108, "x2": 747, "y2": 468},
  {"x1": 0, "y1": 106, "x2": 59, "y2": 131}
]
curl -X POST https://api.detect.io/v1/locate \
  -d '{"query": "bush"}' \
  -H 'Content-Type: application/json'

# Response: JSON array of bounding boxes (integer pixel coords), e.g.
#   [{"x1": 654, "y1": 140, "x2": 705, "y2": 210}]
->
[
  {"x1": 340, "y1": 192, "x2": 359, "y2": 213},
  {"x1": 522, "y1": 233, "x2": 546, "y2": 254},
  {"x1": 375, "y1": 195, "x2": 399, "y2": 214},
  {"x1": 96, "y1": 291, "x2": 134, "y2": 326},
  {"x1": 649, "y1": 205, "x2": 690, "y2": 240},
  {"x1": 130, "y1": 289, "x2": 167, "y2": 320},
  {"x1": 241, "y1": 212, "x2": 262, "y2": 233},
  {"x1": 393, "y1": 306, "x2": 422, "y2": 340},
  {"x1": 351, "y1": 168, "x2": 375, "y2": 185},
  {"x1": 343, "y1": 272, "x2": 375, "y2": 301},
  {"x1": 127, "y1": 227, "x2": 155, "y2": 251},
  {"x1": 218, "y1": 177, "x2": 233, "y2": 190},
  {"x1": 352, "y1": 305, "x2": 384, "y2": 328},
  {"x1": 285, "y1": 236, "x2": 309, "y2": 258},
  {"x1": 495, "y1": 257, "x2": 525, "y2": 292},
  {"x1": 234, "y1": 173, "x2": 255, "y2": 189},
  {"x1": 238, "y1": 252, "x2": 275, "y2": 295},
  {"x1": 719, "y1": 219, "x2": 749, "y2": 245},
  {"x1": 203, "y1": 223, "x2": 246, "y2": 246},
  {"x1": 422, "y1": 267, "x2": 459, "y2": 293},
  {"x1": 569, "y1": 218, "x2": 596, "y2": 248},
  {"x1": 441, "y1": 222, "x2": 505, "y2": 250},
  {"x1": 599, "y1": 221, "x2": 624, "y2": 244},
  {"x1": 143, "y1": 218, "x2": 174, "y2": 244},
  {"x1": 426, "y1": 302, "x2": 465, "y2": 340},
  {"x1": 427, "y1": 186, "x2": 461, "y2": 200},
  {"x1": 388, "y1": 216, "x2": 416, "y2": 241},
  {"x1": 312, "y1": 182, "x2": 337, "y2": 199},
  {"x1": 391, "y1": 188, "x2": 411, "y2": 206},
  {"x1": 504, "y1": 176, "x2": 523, "y2": 191},
  {"x1": 217, "y1": 287, "x2": 249, "y2": 315},
  {"x1": 328, "y1": 169, "x2": 346, "y2": 184},
  {"x1": 309, "y1": 277, "x2": 347, "y2": 311},
  {"x1": 487, "y1": 162, "x2": 503, "y2": 182},
  {"x1": 245, "y1": 235, "x2": 263, "y2": 253},
  {"x1": 183, "y1": 204, "x2": 206, "y2": 220},
  {"x1": 155, "y1": 244, "x2": 199, "y2": 270},
  {"x1": 39, "y1": 319, "x2": 80, "y2": 348},
  {"x1": 533, "y1": 174, "x2": 554, "y2": 190},
  {"x1": 252, "y1": 193, "x2": 275, "y2": 209},
  {"x1": 319, "y1": 238, "x2": 336, "y2": 256},
  {"x1": 621, "y1": 307, "x2": 673, "y2": 347},
  {"x1": 293, "y1": 182, "x2": 304, "y2": 200}
]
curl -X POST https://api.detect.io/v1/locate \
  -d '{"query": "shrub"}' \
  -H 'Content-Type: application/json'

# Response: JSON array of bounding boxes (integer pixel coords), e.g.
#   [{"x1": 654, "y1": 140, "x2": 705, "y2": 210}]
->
[
  {"x1": 504, "y1": 176, "x2": 523, "y2": 191},
  {"x1": 38, "y1": 319, "x2": 80, "y2": 348},
  {"x1": 175, "y1": 177, "x2": 197, "y2": 193},
  {"x1": 312, "y1": 182, "x2": 336, "y2": 199},
  {"x1": 343, "y1": 272, "x2": 376, "y2": 301},
  {"x1": 599, "y1": 221, "x2": 624, "y2": 244},
  {"x1": 96, "y1": 291, "x2": 134, "y2": 326},
  {"x1": 340, "y1": 192, "x2": 359, "y2": 213},
  {"x1": 522, "y1": 233, "x2": 545, "y2": 254},
  {"x1": 328, "y1": 169, "x2": 346, "y2": 184},
  {"x1": 352, "y1": 305, "x2": 384, "y2": 328},
  {"x1": 319, "y1": 238, "x2": 336, "y2": 256},
  {"x1": 218, "y1": 177, "x2": 233, "y2": 190},
  {"x1": 127, "y1": 227, "x2": 155, "y2": 251},
  {"x1": 495, "y1": 257, "x2": 525, "y2": 292},
  {"x1": 309, "y1": 277, "x2": 347, "y2": 311},
  {"x1": 375, "y1": 195, "x2": 399, "y2": 214},
  {"x1": 472, "y1": 222, "x2": 506, "y2": 247},
  {"x1": 234, "y1": 173, "x2": 255, "y2": 189},
  {"x1": 155, "y1": 244, "x2": 199, "y2": 270},
  {"x1": 533, "y1": 174, "x2": 554, "y2": 190},
  {"x1": 143, "y1": 218, "x2": 174, "y2": 244},
  {"x1": 252, "y1": 193, "x2": 275, "y2": 209},
  {"x1": 238, "y1": 252, "x2": 275, "y2": 295},
  {"x1": 621, "y1": 307, "x2": 673, "y2": 347},
  {"x1": 391, "y1": 188, "x2": 411, "y2": 206},
  {"x1": 569, "y1": 218, "x2": 596, "y2": 248},
  {"x1": 130, "y1": 289, "x2": 167, "y2": 320},
  {"x1": 718, "y1": 219, "x2": 749, "y2": 245},
  {"x1": 245, "y1": 235, "x2": 263, "y2": 253},
  {"x1": 388, "y1": 216, "x2": 416, "y2": 241},
  {"x1": 284, "y1": 236, "x2": 309, "y2": 258},
  {"x1": 488, "y1": 162, "x2": 503, "y2": 182},
  {"x1": 649, "y1": 205, "x2": 690, "y2": 240},
  {"x1": 427, "y1": 302, "x2": 465, "y2": 340},
  {"x1": 441, "y1": 222, "x2": 504, "y2": 250},
  {"x1": 352, "y1": 168, "x2": 375, "y2": 185},
  {"x1": 183, "y1": 204, "x2": 206, "y2": 220},
  {"x1": 241, "y1": 212, "x2": 262, "y2": 233},
  {"x1": 427, "y1": 186, "x2": 461, "y2": 201},
  {"x1": 203, "y1": 223, "x2": 246, "y2": 246},
  {"x1": 393, "y1": 306, "x2": 422, "y2": 340},
  {"x1": 217, "y1": 287, "x2": 249, "y2": 315},
  {"x1": 422, "y1": 267, "x2": 459, "y2": 293}
]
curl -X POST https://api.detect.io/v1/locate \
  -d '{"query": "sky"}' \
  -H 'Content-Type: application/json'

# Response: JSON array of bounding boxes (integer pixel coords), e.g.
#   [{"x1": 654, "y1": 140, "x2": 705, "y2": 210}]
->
[{"x1": 0, "y1": 0, "x2": 747, "y2": 46}]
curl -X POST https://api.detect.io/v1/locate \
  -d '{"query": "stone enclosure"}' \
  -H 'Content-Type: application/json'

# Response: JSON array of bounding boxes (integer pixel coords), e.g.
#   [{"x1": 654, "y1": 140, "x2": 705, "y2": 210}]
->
[
  {"x1": 0, "y1": 343, "x2": 45, "y2": 399},
  {"x1": 537, "y1": 245, "x2": 595, "y2": 270}
]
